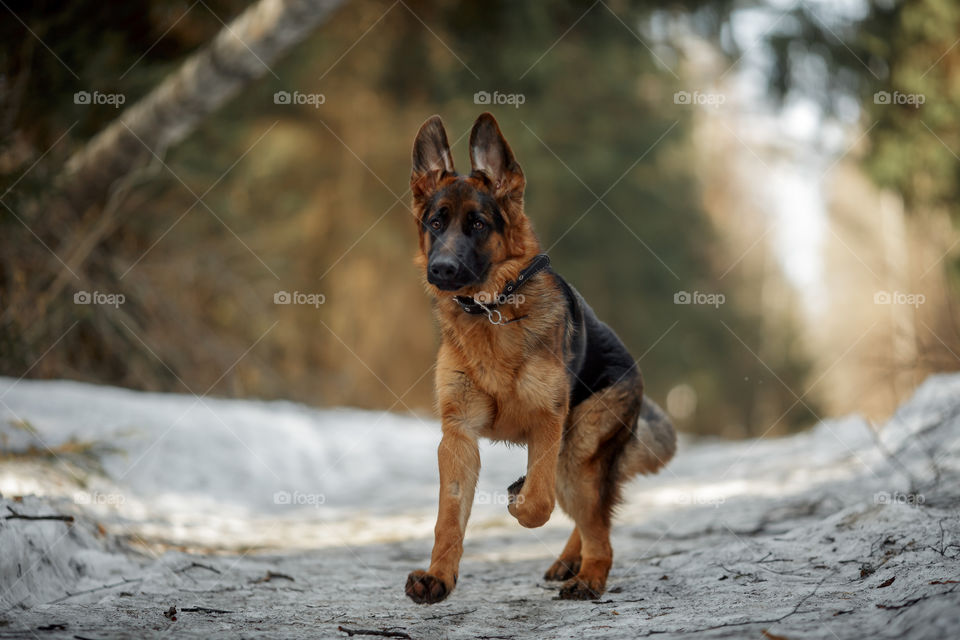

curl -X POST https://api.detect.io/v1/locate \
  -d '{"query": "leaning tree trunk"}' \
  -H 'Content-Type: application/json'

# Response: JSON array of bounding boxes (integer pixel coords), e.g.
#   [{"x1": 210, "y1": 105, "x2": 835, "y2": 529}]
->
[{"x1": 58, "y1": 0, "x2": 345, "y2": 211}]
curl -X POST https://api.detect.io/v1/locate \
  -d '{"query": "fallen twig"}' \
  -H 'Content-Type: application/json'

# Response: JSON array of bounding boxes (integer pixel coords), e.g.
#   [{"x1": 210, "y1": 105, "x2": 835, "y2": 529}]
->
[
  {"x1": 5, "y1": 506, "x2": 74, "y2": 523},
  {"x1": 337, "y1": 626, "x2": 412, "y2": 639},
  {"x1": 877, "y1": 576, "x2": 896, "y2": 588},
  {"x1": 424, "y1": 608, "x2": 476, "y2": 620},
  {"x1": 176, "y1": 562, "x2": 221, "y2": 575},
  {"x1": 180, "y1": 606, "x2": 233, "y2": 614},
  {"x1": 251, "y1": 570, "x2": 294, "y2": 583},
  {"x1": 638, "y1": 573, "x2": 834, "y2": 636},
  {"x1": 48, "y1": 577, "x2": 143, "y2": 604}
]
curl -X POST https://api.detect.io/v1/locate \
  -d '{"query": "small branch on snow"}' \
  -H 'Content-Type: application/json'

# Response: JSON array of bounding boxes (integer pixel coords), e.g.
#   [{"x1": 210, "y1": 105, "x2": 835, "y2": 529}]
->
[
  {"x1": 48, "y1": 577, "x2": 144, "y2": 604},
  {"x1": 178, "y1": 585, "x2": 247, "y2": 595},
  {"x1": 251, "y1": 570, "x2": 295, "y2": 583},
  {"x1": 927, "y1": 518, "x2": 960, "y2": 558},
  {"x1": 638, "y1": 572, "x2": 834, "y2": 636},
  {"x1": 176, "y1": 562, "x2": 221, "y2": 575},
  {"x1": 180, "y1": 606, "x2": 234, "y2": 614},
  {"x1": 5, "y1": 506, "x2": 74, "y2": 523},
  {"x1": 423, "y1": 608, "x2": 477, "y2": 620},
  {"x1": 337, "y1": 626, "x2": 412, "y2": 639},
  {"x1": 875, "y1": 583, "x2": 960, "y2": 615}
]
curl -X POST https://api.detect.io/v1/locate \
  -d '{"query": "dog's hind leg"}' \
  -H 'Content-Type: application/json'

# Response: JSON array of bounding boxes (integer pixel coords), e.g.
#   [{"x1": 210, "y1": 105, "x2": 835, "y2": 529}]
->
[
  {"x1": 556, "y1": 463, "x2": 616, "y2": 600},
  {"x1": 553, "y1": 377, "x2": 644, "y2": 600},
  {"x1": 544, "y1": 527, "x2": 581, "y2": 581}
]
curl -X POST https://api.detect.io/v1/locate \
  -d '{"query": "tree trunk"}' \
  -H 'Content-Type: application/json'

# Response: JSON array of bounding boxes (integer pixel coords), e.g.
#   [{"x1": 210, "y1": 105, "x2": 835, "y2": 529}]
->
[{"x1": 58, "y1": 0, "x2": 345, "y2": 211}]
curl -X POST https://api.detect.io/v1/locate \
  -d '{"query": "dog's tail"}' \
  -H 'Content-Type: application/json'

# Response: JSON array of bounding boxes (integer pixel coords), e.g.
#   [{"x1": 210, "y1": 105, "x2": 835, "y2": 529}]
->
[{"x1": 622, "y1": 396, "x2": 676, "y2": 477}]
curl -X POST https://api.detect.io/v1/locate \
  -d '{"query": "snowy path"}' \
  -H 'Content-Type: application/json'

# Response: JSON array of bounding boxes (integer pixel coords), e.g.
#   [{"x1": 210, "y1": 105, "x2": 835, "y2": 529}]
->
[{"x1": 1, "y1": 375, "x2": 959, "y2": 638}]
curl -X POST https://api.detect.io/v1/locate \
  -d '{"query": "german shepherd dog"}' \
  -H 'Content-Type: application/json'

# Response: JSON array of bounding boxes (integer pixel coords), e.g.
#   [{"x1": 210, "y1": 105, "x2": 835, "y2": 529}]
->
[{"x1": 405, "y1": 113, "x2": 676, "y2": 603}]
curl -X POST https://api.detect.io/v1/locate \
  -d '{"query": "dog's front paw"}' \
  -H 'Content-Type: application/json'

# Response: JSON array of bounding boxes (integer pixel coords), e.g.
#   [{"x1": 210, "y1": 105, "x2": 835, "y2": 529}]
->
[
  {"x1": 507, "y1": 489, "x2": 554, "y2": 528},
  {"x1": 405, "y1": 570, "x2": 454, "y2": 604},
  {"x1": 558, "y1": 575, "x2": 605, "y2": 600}
]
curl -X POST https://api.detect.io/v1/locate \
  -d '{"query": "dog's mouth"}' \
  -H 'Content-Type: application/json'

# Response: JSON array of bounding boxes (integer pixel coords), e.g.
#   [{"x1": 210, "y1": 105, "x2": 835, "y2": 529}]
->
[
  {"x1": 427, "y1": 272, "x2": 474, "y2": 292},
  {"x1": 431, "y1": 280, "x2": 465, "y2": 292}
]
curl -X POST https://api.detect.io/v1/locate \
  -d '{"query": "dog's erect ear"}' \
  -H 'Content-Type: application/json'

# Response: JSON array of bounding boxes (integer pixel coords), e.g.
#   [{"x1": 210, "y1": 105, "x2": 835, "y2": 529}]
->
[
  {"x1": 469, "y1": 112, "x2": 524, "y2": 198},
  {"x1": 411, "y1": 115, "x2": 455, "y2": 199}
]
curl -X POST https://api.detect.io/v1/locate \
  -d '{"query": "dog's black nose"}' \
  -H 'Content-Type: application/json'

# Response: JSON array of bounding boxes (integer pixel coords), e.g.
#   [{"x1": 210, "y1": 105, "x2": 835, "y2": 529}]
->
[{"x1": 429, "y1": 257, "x2": 458, "y2": 281}]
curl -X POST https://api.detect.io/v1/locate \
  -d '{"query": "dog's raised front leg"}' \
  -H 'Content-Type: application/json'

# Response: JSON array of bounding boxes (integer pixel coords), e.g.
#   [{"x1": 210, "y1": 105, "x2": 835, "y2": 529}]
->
[{"x1": 508, "y1": 409, "x2": 563, "y2": 528}]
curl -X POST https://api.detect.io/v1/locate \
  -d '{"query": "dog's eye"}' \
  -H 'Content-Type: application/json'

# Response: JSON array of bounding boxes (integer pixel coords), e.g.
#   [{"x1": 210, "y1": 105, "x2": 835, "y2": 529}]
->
[
  {"x1": 473, "y1": 220, "x2": 485, "y2": 231},
  {"x1": 430, "y1": 218, "x2": 442, "y2": 231}
]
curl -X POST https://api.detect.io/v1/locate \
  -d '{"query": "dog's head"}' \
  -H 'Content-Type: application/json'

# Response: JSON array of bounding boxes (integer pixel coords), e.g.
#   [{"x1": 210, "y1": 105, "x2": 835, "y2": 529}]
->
[{"x1": 410, "y1": 113, "x2": 537, "y2": 296}]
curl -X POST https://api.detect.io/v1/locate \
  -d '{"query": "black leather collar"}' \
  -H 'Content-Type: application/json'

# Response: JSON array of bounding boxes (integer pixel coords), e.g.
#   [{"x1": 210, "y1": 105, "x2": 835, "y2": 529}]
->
[{"x1": 453, "y1": 254, "x2": 551, "y2": 324}]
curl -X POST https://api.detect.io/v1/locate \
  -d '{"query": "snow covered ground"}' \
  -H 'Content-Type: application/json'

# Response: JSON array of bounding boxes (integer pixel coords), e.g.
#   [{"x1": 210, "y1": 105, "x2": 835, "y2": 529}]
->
[{"x1": 1, "y1": 374, "x2": 959, "y2": 638}]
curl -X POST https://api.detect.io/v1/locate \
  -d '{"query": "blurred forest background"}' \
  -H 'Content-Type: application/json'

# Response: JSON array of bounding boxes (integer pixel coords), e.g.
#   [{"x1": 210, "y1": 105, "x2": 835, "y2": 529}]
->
[{"x1": 1, "y1": 0, "x2": 958, "y2": 438}]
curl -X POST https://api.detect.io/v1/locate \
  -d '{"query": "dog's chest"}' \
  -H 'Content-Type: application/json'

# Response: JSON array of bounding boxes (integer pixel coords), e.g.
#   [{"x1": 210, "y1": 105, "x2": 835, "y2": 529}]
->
[
  {"x1": 457, "y1": 326, "x2": 566, "y2": 442},
  {"x1": 459, "y1": 326, "x2": 527, "y2": 395}
]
